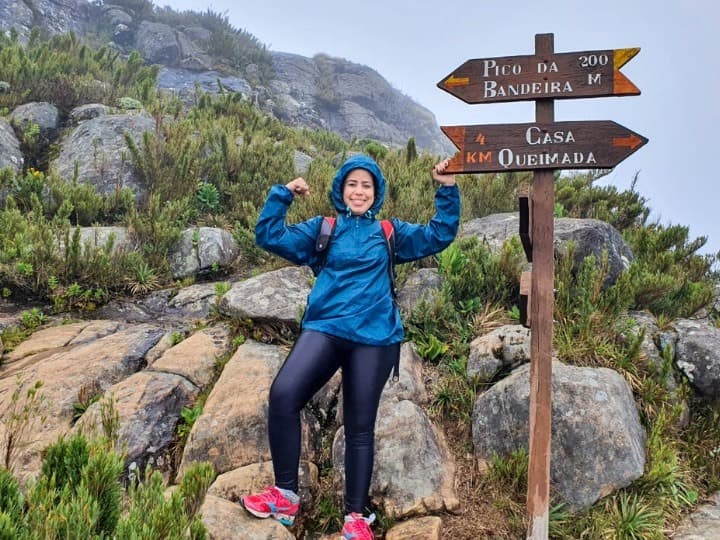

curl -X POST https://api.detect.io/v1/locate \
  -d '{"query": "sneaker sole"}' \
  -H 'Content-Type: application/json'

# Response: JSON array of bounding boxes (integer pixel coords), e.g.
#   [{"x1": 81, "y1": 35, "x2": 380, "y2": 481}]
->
[{"x1": 240, "y1": 498, "x2": 296, "y2": 526}]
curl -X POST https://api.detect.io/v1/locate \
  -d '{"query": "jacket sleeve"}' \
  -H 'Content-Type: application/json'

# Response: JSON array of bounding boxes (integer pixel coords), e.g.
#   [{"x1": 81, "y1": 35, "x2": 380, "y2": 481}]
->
[
  {"x1": 255, "y1": 184, "x2": 322, "y2": 266},
  {"x1": 391, "y1": 184, "x2": 461, "y2": 264}
]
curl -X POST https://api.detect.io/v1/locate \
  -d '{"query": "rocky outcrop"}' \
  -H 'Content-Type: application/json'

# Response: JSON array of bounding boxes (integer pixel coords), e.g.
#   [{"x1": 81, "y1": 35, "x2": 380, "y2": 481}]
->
[
  {"x1": 467, "y1": 324, "x2": 530, "y2": 382},
  {"x1": 218, "y1": 266, "x2": 313, "y2": 325},
  {"x1": 269, "y1": 52, "x2": 451, "y2": 154},
  {"x1": 51, "y1": 111, "x2": 156, "y2": 199},
  {"x1": 0, "y1": 118, "x2": 23, "y2": 172},
  {"x1": 673, "y1": 318, "x2": 720, "y2": 399},
  {"x1": 3, "y1": 259, "x2": 720, "y2": 535},
  {"x1": 461, "y1": 214, "x2": 633, "y2": 287},
  {"x1": 168, "y1": 227, "x2": 240, "y2": 279},
  {"x1": 472, "y1": 361, "x2": 646, "y2": 510},
  {"x1": 0, "y1": 0, "x2": 88, "y2": 44},
  {"x1": 177, "y1": 340, "x2": 319, "y2": 477},
  {"x1": 673, "y1": 491, "x2": 720, "y2": 539},
  {"x1": 0, "y1": 322, "x2": 164, "y2": 484},
  {"x1": 156, "y1": 67, "x2": 253, "y2": 104},
  {"x1": 397, "y1": 268, "x2": 442, "y2": 314}
]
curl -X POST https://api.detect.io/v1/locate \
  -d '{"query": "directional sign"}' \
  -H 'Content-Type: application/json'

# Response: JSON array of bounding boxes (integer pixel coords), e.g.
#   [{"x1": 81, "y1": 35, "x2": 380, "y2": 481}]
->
[
  {"x1": 438, "y1": 48, "x2": 640, "y2": 104},
  {"x1": 441, "y1": 121, "x2": 647, "y2": 173}
]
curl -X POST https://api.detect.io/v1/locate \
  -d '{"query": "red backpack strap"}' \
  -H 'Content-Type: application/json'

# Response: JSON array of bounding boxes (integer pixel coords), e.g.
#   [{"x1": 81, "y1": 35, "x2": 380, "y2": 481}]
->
[
  {"x1": 316, "y1": 216, "x2": 336, "y2": 252},
  {"x1": 380, "y1": 219, "x2": 394, "y2": 243},
  {"x1": 380, "y1": 220, "x2": 397, "y2": 299}
]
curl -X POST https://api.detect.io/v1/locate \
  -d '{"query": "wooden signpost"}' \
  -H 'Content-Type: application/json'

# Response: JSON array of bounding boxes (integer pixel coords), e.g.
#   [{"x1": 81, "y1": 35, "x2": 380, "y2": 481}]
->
[
  {"x1": 438, "y1": 47, "x2": 640, "y2": 104},
  {"x1": 438, "y1": 34, "x2": 645, "y2": 539},
  {"x1": 441, "y1": 121, "x2": 647, "y2": 174}
]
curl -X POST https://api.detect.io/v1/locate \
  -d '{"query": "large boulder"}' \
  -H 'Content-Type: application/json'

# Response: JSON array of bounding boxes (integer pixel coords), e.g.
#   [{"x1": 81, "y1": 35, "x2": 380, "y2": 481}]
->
[
  {"x1": 218, "y1": 266, "x2": 313, "y2": 326},
  {"x1": 178, "y1": 340, "x2": 319, "y2": 476},
  {"x1": 135, "y1": 21, "x2": 181, "y2": 65},
  {"x1": 0, "y1": 118, "x2": 23, "y2": 172},
  {"x1": 51, "y1": 111, "x2": 155, "y2": 199},
  {"x1": 553, "y1": 218, "x2": 633, "y2": 287},
  {"x1": 397, "y1": 268, "x2": 442, "y2": 314},
  {"x1": 69, "y1": 103, "x2": 111, "y2": 124},
  {"x1": 673, "y1": 318, "x2": 720, "y2": 399},
  {"x1": 0, "y1": 0, "x2": 87, "y2": 43},
  {"x1": 467, "y1": 324, "x2": 530, "y2": 382},
  {"x1": 74, "y1": 370, "x2": 199, "y2": 476},
  {"x1": 472, "y1": 361, "x2": 646, "y2": 510},
  {"x1": 461, "y1": 214, "x2": 633, "y2": 287},
  {"x1": 673, "y1": 491, "x2": 720, "y2": 540},
  {"x1": 334, "y1": 400, "x2": 459, "y2": 519},
  {"x1": 10, "y1": 101, "x2": 60, "y2": 139},
  {"x1": 168, "y1": 227, "x2": 240, "y2": 279}
]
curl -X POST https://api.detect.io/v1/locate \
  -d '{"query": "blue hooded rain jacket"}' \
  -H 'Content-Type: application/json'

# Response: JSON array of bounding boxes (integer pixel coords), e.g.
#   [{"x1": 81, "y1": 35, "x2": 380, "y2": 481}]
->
[{"x1": 255, "y1": 154, "x2": 460, "y2": 346}]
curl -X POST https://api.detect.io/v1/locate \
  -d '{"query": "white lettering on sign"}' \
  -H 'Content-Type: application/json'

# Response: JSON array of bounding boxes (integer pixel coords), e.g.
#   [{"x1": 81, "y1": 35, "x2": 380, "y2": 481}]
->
[
  {"x1": 526, "y1": 127, "x2": 576, "y2": 145},
  {"x1": 482, "y1": 59, "x2": 522, "y2": 77},
  {"x1": 498, "y1": 149, "x2": 597, "y2": 169},
  {"x1": 484, "y1": 80, "x2": 573, "y2": 98},
  {"x1": 578, "y1": 54, "x2": 609, "y2": 67},
  {"x1": 536, "y1": 62, "x2": 559, "y2": 73},
  {"x1": 588, "y1": 73, "x2": 602, "y2": 85}
]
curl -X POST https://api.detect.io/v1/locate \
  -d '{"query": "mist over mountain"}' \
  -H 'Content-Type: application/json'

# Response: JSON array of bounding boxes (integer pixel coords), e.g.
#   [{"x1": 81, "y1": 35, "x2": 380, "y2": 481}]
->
[{"x1": 0, "y1": 0, "x2": 452, "y2": 154}]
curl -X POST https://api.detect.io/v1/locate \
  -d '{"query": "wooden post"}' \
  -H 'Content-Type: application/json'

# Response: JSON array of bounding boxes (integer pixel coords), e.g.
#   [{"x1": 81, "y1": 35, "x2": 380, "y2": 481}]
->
[
  {"x1": 436, "y1": 30, "x2": 645, "y2": 539},
  {"x1": 526, "y1": 33, "x2": 555, "y2": 540}
]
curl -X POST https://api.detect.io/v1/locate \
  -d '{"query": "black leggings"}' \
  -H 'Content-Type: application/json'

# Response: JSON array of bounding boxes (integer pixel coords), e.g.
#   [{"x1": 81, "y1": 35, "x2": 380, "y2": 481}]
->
[{"x1": 268, "y1": 330, "x2": 399, "y2": 514}]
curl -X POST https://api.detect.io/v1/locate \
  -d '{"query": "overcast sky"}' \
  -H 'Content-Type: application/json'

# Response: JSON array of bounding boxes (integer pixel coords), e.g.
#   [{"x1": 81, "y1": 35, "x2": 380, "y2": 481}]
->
[{"x1": 161, "y1": 0, "x2": 719, "y2": 256}]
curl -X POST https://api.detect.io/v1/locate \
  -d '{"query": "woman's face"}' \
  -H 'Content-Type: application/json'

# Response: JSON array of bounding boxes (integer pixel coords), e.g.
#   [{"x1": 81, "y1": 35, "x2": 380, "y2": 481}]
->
[{"x1": 342, "y1": 168, "x2": 375, "y2": 215}]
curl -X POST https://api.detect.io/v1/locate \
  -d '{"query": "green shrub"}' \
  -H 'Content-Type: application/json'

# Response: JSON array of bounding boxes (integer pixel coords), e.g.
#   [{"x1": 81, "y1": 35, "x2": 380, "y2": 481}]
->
[
  {"x1": 553, "y1": 245, "x2": 634, "y2": 369},
  {"x1": 20, "y1": 308, "x2": 46, "y2": 330},
  {"x1": 41, "y1": 434, "x2": 91, "y2": 496},
  {"x1": 0, "y1": 31, "x2": 157, "y2": 111},
  {"x1": 115, "y1": 467, "x2": 208, "y2": 539},
  {"x1": 555, "y1": 171, "x2": 649, "y2": 230},
  {"x1": 0, "y1": 468, "x2": 23, "y2": 525},
  {"x1": 625, "y1": 223, "x2": 717, "y2": 318},
  {"x1": 1, "y1": 379, "x2": 45, "y2": 471},
  {"x1": 0, "y1": 426, "x2": 213, "y2": 538}
]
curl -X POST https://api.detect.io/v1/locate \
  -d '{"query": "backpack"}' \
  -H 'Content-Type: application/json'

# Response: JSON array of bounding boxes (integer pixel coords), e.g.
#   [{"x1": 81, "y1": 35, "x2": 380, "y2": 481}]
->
[{"x1": 315, "y1": 216, "x2": 397, "y2": 298}]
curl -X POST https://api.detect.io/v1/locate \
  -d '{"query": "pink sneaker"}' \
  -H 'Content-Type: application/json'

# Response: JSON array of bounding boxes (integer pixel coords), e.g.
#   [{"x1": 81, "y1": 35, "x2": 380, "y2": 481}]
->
[
  {"x1": 341, "y1": 512, "x2": 376, "y2": 539},
  {"x1": 240, "y1": 486, "x2": 299, "y2": 526}
]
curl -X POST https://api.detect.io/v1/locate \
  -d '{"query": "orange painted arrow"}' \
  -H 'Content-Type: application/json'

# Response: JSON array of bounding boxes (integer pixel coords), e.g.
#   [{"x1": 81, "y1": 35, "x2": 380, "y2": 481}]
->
[
  {"x1": 612, "y1": 134, "x2": 644, "y2": 149},
  {"x1": 613, "y1": 48, "x2": 641, "y2": 95},
  {"x1": 444, "y1": 75, "x2": 470, "y2": 87}
]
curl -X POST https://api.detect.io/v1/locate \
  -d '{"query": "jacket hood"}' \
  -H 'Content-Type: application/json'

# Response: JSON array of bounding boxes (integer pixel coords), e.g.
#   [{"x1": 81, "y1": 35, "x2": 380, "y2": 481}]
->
[{"x1": 330, "y1": 154, "x2": 386, "y2": 217}]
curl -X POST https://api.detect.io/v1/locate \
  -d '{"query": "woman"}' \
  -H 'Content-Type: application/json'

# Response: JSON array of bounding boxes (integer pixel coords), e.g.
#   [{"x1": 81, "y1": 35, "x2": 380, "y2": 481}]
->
[{"x1": 242, "y1": 154, "x2": 459, "y2": 539}]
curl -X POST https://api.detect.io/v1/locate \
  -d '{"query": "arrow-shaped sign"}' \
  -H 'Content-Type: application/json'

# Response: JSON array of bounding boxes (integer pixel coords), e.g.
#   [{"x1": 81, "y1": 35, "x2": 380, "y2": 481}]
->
[
  {"x1": 438, "y1": 48, "x2": 640, "y2": 104},
  {"x1": 441, "y1": 121, "x2": 648, "y2": 173}
]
